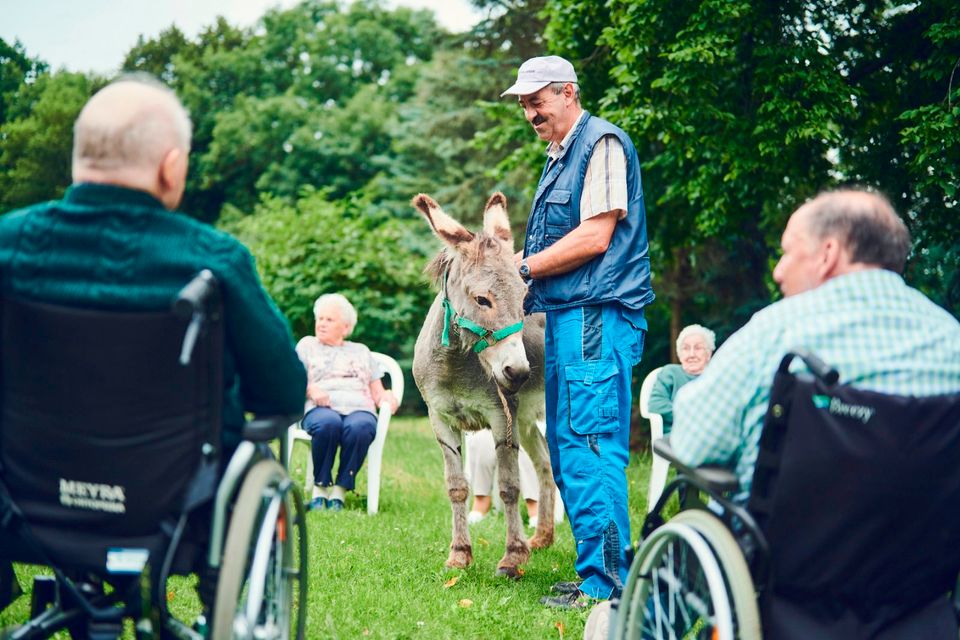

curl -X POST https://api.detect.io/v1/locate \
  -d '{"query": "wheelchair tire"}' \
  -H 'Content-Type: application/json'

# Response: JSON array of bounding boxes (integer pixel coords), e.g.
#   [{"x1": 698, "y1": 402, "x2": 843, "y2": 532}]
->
[
  {"x1": 614, "y1": 521, "x2": 734, "y2": 640},
  {"x1": 211, "y1": 459, "x2": 308, "y2": 640},
  {"x1": 672, "y1": 510, "x2": 761, "y2": 640}
]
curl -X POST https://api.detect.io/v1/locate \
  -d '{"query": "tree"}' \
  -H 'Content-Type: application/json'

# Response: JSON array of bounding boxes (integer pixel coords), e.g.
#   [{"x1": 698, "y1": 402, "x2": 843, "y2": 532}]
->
[
  {"x1": 541, "y1": 0, "x2": 960, "y2": 357},
  {"x1": 0, "y1": 71, "x2": 101, "y2": 213},
  {"x1": 0, "y1": 38, "x2": 48, "y2": 125},
  {"x1": 222, "y1": 189, "x2": 435, "y2": 366}
]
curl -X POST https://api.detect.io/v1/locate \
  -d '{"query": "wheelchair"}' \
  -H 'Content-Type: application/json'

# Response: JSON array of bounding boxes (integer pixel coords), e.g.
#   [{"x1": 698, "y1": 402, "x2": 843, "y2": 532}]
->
[
  {"x1": 0, "y1": 271, "x2": 308, "y2": 639},
  {"x1": 613, "y1": 350, "x2": 960, "y2": 640}
]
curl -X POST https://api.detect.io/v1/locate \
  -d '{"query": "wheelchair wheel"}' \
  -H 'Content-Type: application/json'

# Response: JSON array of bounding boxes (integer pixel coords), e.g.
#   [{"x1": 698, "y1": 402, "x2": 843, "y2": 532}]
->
[
  {"x1": 614, "y1": 521, "x2": 733, "y2": 640},
  {"x1": 212, "y1": 459, "x2": 308, "y2": 640},
  {"x1": 671, "y1": 510, "x2": 760, "y2": 639}
]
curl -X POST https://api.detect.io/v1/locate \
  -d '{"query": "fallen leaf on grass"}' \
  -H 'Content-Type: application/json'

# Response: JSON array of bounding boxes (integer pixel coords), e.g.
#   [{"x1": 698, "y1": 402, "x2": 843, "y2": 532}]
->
[
  {"x1": 476, "y1": 537, "x2": 489, "y2": 547},
  {"x1": 443, "y1": 576, "x2": 459, "y2": 588},
  {"x1": 167, "y1": 591, "x2": 175, "y2": 602},
  {"x1": 516, "y1": 567, "x2": 525, "y2": 577},
  {"x1": 555, "y1": 621, "x2": 565, "y2": 638},
  {"x1": 458, "y1": 599, "x2": 473, "y2": 608}
]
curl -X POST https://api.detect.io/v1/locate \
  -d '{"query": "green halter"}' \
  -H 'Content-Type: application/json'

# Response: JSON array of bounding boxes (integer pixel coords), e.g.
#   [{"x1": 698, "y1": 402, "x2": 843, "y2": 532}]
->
[{"x1": 440, "y1": 270, "x2": 524, "y2": 354}]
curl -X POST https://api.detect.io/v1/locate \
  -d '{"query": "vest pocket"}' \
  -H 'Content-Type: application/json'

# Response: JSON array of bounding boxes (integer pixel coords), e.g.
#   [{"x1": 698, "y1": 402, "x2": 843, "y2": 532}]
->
[
  {"x1": 545, "y1": 189, "x2": 573, "y2": 230},
  {"x1": 564, "y1": 359, "x2": 620, "y2": 435}
]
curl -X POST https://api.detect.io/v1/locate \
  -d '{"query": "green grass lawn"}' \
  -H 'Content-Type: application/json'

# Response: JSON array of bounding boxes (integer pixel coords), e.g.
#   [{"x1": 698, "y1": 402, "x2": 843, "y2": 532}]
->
[{"x1": 1, "y1": 416, "x2": 657, "y2": 640}]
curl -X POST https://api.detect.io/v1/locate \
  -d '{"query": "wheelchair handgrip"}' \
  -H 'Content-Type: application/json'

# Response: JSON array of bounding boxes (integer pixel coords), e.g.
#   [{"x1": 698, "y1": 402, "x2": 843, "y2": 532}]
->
[
  {"x1": 787, "y1": 348, "x2": 840, "y2": 385},
  {"x1": 173, "y1": 269, "x2": 218, "y2": 319}
]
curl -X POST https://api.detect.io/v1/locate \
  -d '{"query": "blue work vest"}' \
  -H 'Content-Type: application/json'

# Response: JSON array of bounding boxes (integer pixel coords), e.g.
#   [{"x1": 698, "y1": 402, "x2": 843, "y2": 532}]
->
[{"x1": 522, "y1": 112, "x2": 654, "y2": 314}]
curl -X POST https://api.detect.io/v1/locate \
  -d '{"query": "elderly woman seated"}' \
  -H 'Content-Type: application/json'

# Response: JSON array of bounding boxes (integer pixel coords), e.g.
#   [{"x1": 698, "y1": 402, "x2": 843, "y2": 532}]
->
[
  {"x1": 296, "y1": 293, "x2": 398, "y2": 512},
  {"x1": 649, "y1": 324, "x2": 716, "y2": 434}
]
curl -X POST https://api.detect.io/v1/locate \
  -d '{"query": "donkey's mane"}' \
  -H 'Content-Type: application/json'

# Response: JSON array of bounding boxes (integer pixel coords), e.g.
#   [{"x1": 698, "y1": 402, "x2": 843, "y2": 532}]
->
[{"x1": 424, "y1": 233, "x2": 506, "y2": 290}]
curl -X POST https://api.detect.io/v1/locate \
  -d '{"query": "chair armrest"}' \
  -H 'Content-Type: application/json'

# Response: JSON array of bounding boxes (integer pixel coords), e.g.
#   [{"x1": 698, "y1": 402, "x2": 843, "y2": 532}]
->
[
  {"x1": 243, "y1": 415, "x2": 302, "y2": 443},
  {"x1": 652, "y1": 438, "x2": 740, "y2": 494}
]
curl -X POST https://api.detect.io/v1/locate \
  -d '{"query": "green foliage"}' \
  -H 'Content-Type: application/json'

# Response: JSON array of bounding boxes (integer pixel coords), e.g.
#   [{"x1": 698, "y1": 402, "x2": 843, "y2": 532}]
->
[
  {"x1": 0, "y1": 71, "x2": 102, "y2": 213},
  {"x1": 0, "y1": 38, "x2": 47, "y2": 124},
  {"x1": 222, "y1": 190, "x2": 435, "y2": 371},
  {"x1": 541, "y1": 0, "x2": 960, "y2": 350}
]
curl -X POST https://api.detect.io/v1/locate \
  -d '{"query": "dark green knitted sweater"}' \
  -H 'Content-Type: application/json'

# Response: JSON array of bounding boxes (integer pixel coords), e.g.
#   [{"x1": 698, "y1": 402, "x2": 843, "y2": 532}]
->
[{"x1": 0, "y1": 183, "x2": 307, "y2": 449}]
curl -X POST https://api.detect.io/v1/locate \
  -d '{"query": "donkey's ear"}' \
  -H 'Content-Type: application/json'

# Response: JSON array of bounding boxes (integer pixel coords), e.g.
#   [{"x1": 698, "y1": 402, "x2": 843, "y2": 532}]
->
[
  {"x1": 482, "y1": 192, "x2": 513, "y2": 249},
  {"x1": 412, "y1": 193, "x2": 474, "y2": 247}
]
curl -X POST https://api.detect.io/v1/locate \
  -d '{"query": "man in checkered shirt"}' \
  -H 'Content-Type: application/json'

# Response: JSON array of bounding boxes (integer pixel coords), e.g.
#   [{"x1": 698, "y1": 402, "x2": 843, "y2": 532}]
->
[{"x1": 671, "y1": 189, "x2": 960, "y2": 505}]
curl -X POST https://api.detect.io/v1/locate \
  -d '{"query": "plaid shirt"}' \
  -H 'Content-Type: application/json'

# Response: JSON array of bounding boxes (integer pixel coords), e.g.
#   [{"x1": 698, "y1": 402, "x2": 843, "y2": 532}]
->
[
  {"x1": 671, "y1": 269, "x2": 960, "y2": 503},
  {"x1": 547, "y1": 112, "x2": 628, "y2": 221}
]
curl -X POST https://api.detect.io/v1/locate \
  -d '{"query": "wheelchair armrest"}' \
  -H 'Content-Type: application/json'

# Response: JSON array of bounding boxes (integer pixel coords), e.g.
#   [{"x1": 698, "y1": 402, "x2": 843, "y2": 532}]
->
[
  {"x1": 243, "y1": 415, "x2": 301, "y2": 443},
  {"x1": 653, "y1": 438, "x2": 740, "y2": 494}
]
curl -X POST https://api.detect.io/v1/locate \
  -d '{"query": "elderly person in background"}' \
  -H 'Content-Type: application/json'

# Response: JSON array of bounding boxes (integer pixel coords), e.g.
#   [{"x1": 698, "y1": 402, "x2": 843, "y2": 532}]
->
[
  {"x1": 648, "y1": 324, "x2": 717, "y2": 433},
  {"x1": 296, "y1": 293, "x2": 398, "y2": 512}
]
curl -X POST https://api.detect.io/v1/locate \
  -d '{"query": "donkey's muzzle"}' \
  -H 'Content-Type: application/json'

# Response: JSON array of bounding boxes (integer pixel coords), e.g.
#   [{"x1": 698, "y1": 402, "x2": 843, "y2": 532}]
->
[{"x1": 501, "y1": 365, "x2": 530, "y2": 393}]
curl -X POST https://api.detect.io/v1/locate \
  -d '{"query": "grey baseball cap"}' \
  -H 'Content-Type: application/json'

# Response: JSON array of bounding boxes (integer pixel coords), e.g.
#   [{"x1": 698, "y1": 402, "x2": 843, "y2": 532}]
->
[{"x1": 500, "y1": 56, "x2": 579, "y2": 97}]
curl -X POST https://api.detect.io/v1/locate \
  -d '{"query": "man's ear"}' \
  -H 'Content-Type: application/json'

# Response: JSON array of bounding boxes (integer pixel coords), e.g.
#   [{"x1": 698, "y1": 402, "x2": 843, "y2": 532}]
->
[
  {"x1": 158, "y1": 148, "x2": 187, "y2": 209},
  {"x1": 818, "y1": 237, "x2": 844, "y2": 280}
]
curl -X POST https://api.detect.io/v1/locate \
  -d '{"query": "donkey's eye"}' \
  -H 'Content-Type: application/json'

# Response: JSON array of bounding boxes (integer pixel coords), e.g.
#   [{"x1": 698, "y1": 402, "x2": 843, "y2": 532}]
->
[{"x1": 475, "y1": 296, "x2": 492, "y2": 308}]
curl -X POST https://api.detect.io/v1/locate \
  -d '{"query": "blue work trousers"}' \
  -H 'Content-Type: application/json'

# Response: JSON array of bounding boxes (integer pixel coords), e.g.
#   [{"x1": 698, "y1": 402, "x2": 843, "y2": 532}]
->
[
  {"x1": 303, "y1": 407, "x2": 377, "y2": 491},
  {"x1": 545, "y1": 303, "x2": 645, "y2": 599}
]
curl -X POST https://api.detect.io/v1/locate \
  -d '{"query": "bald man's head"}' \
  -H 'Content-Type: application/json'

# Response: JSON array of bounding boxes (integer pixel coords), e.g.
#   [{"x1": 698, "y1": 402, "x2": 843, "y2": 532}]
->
[
  {"x1": 73, "y1": 76, "x2": 191, "y2": 173},
  {"x1": 72, "y1": 75, "x2": 192, "y2": 208},
  {"x1": 801, "y1": 189, "x2": 912, "y2": 273}
]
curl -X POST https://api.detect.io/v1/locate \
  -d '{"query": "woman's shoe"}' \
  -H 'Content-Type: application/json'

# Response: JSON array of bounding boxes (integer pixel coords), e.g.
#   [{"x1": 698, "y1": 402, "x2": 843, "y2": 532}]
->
[
  {"x1": 307, "y1": 496, "x2": 328, "y2": 511},
  {"x1": 327, "y1": 498, "x2": 345, "y2": 512}
]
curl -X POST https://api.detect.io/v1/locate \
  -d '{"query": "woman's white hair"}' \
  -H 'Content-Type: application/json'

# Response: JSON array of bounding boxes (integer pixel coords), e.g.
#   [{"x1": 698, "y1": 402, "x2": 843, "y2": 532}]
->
[
  {"x1": 314, "y1": 293, "x2": 357, "y2": 336},
  {"x1": 675, "y1": 324, "x2": 716, "y2": 357}
]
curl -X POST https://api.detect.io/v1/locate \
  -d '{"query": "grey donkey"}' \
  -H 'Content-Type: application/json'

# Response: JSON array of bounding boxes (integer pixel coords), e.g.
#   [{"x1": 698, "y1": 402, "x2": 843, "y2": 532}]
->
[{"x1": 411, "y1": 192, "x2": 556, "y2": 579}]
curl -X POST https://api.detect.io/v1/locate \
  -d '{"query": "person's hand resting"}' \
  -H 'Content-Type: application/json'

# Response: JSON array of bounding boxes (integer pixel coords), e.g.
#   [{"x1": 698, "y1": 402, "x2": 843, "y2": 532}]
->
[
  {"x1": 307, "y1": 383, "x2": 331, "y2": 407},
  {"x1": 379, "y1": 389, "x2": 399, "y2": 415}
]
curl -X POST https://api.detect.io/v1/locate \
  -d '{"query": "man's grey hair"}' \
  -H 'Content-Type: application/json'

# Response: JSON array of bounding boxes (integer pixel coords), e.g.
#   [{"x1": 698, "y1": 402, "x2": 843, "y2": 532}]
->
[
  {"x1": 804, "y1": 189, "x2": 912, "y2": 274},
  {"x1": 314, "y1": 293, "x2": 358, "y2": 336},
  {"x1": 549, "y1": 81, "x2": 581, "y2": 104},
  {"x1": 676, "y1": 324, "x2": 716, "y2": 358},
  {"x1": 73, "y1": 73, "x2": 192, "y2": 171}
]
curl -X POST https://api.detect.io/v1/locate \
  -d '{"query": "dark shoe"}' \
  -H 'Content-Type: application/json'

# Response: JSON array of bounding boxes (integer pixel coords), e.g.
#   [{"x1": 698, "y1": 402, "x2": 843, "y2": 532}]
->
[
  {"x1": 307, "y1": 497, "x2": 327, "y2": 511},
  {"x1": 327, "y1": 498, "x2": 344, "y2": 512},
  {"x1": 540, "y1": 588, "x2": 593, "y2": 610},
  {"x1": 549, "y1": 580, "x2": 581, "y2": 595}
]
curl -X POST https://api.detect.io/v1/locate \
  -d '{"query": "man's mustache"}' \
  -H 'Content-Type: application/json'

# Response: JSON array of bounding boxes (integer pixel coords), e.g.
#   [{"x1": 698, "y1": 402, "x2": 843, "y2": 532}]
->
[{"x1": 532, "y1": 115, "x2": 546, "y2": 126}]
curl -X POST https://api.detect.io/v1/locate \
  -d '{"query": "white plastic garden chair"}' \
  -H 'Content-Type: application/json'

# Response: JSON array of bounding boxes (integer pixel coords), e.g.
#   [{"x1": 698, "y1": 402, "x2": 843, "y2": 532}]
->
[
  {"x1": 286, "y1": 352, "x2": 404, "y2": 515},
  {"x1": 640, "y1": 366, "x2": 668, "y2": 512}
]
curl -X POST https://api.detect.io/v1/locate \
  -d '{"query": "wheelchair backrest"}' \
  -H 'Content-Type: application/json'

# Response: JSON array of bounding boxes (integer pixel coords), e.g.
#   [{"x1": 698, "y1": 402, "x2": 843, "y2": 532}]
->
[
  {"x1": 1, "y1": 291, "x2": 223, "y2": 537},
  {"x1": 749, "y1": 363, "x2": 960, "y2": 625}
]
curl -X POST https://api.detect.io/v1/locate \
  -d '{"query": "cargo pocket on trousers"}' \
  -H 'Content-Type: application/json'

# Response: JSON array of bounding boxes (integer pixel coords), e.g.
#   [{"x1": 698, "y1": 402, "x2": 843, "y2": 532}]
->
[{"x1": 564, "y1": 360, "x2": 620, "y2": 435}]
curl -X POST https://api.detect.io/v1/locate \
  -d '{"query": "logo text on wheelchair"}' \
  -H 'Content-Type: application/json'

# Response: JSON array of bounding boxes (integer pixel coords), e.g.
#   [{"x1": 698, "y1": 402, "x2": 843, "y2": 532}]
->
[
  {"x1": 59, "y1": 477, "x2": 127, "y2": 513},
  {"x1": 812, "y1": 394, "x2": 876, "y2": 424}
]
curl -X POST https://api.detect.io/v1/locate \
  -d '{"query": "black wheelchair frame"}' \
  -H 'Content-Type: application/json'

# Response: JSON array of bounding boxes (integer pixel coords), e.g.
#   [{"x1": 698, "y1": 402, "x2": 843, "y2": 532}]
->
[
  {"x1": 613, "y1": 349, "x2": 960, "y2": 640},
  {"x1": 0, "y1": 271, "x2": 308, "y2": 640}
]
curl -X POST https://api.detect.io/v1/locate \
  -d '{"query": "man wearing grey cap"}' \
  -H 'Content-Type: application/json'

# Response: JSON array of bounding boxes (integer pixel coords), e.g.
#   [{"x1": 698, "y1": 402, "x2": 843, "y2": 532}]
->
[{"x1": 502, "y1": 55, "x2": 654, "y2": 608}]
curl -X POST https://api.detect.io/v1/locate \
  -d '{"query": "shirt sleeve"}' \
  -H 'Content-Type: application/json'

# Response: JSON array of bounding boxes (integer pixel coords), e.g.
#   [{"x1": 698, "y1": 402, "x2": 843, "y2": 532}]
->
[
  {"x1": 580, "y1": 135, "x2": 628, "y2": 221},
  {"x1": 368, "y1": 348, "x2": 384, "y2": 381}
]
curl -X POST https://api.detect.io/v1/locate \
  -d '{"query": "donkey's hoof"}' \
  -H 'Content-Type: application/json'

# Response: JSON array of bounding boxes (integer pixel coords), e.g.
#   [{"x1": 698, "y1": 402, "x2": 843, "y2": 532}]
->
[
  {"x1": 528, "y1": 532, "x2": 554, "y2": 549},
  {"x1": 495, "y1": 565, "x2": 522, "y2": 580},
  {"x1": 446, "y1": 548, "x2": 473, "y2": 569}
]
